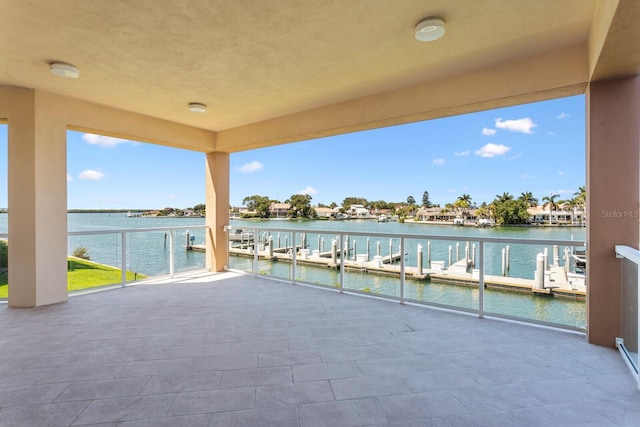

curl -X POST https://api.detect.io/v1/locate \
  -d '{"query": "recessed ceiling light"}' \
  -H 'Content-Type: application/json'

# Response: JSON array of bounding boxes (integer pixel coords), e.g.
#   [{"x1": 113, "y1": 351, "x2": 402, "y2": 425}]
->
[
  {"x1": 50, "y1": 62, "x2": 79, "y2": 78},
  {"x1": 415, "y1": 18, "x2": 446, "y2": 42},
  {"x1": 189, "y1": 102, "x2": 207, "y2": 113}
]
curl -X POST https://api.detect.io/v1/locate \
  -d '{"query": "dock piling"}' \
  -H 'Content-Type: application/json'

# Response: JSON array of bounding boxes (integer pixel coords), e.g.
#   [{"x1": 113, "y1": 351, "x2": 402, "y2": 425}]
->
[
  {"x1": 448, "y1": 245, "x2": 452, "y2": 267},
  {"x1": 427, "y1": 241, "x2": 431, "y2": 269},
  {"x1": 376, "y1": 241, "x2": 381, "y2": 257},
  {"x1": 501, "y1": 248, "x2": 506, "y2": 276},
  {"x1": 553, "y1": 245, "x2": 559, "y2": 267},
  {"x1": 505, "y1": 245, "x2": 510, "y2": 273},
  {"x1": 331, "y1": 239, "x2": 337, "y2": 265},
  {"x1": 471, "y1": 243, "x2": 476, "y2": 267},
  {"x1": 543, "y1": 247, "x2": 548, "y2": 272},
  {"x1": 536, "y1": 252, "x2": 545, "y2": 289},
  {"x1": 456, "y1": 242, "x2": 460, "y2": 262},
  {"x1": 417, "y1": 244, "x2": 423, "y2": 276}
]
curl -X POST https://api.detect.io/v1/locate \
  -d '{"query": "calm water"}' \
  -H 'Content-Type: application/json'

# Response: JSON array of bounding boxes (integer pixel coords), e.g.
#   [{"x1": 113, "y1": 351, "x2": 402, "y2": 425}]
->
[{"x1": 0, "y1": 214, "x2": 587, "y2": 328}]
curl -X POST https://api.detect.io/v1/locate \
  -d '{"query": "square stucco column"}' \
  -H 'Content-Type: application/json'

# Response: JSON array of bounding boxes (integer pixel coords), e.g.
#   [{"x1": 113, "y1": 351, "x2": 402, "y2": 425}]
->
[
  {"x1": 7, "y1": 89, "x2": 68, "y2": 307},
  {"x1": 205, "y1": 152, "x2": 229, "y2": 271},
  {"x1": 587, "y1": 76, "x2": 640, "y2": 347}
]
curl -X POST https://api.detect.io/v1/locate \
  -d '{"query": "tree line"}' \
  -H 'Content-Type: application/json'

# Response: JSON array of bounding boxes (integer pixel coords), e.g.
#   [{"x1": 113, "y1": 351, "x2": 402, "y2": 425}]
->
[{"x1": 237, "y1": 186, "x2": 586, "y2": 224}]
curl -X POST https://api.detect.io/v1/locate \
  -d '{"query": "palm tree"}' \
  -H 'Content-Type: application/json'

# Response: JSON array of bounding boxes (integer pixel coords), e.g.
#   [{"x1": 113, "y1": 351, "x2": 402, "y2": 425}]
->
[
  {"x1": 455, "y1": 194, "x2": 472, "y2": 217},
  {"x1": 574, "y1": 186, "x2": 586, "y2": 206},
  {"x1": 496, "y1": 192, "x2": 513, "y2": 203},
  {"x1": 541, "y1": 193, "x2": 560, "y2": 225},
  {"x1": 519, "y1": 191, "x2": 538, "y2": 207}
]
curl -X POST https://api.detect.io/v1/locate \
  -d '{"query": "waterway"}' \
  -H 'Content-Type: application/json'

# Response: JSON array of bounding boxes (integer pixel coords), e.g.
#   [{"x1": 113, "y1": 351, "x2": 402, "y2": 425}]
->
[{"x1": 0, "y1": 214, "x2": 587, "y2": 329}]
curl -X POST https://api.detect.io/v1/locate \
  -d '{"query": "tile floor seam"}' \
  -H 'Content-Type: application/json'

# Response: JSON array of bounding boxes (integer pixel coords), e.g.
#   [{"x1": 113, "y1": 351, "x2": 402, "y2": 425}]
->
[{"x1": 67, "y1": 399, "x2": 93, "y2": 427}]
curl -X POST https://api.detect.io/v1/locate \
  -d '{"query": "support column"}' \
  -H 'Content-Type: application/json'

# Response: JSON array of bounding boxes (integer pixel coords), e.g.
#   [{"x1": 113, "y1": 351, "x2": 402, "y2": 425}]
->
[
  {"x1": 7, "y1": 89, "x2": 68, "y2": 307},
  {"x1": 205, "y1": 152, "x2": 230, "y2": 271},
  {"x1": 587, "y1": 76, "x2": 640, "y2": 346}
]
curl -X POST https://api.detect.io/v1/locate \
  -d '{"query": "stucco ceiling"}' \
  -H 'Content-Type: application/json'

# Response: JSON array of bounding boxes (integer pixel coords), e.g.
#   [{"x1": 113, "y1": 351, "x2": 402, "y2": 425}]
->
[{"x1": 0, "y1": 0, "x2": 637, "y2": 133}]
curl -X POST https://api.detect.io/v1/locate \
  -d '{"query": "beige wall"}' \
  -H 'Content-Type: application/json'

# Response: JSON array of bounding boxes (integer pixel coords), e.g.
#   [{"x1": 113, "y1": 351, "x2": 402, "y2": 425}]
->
[
  {"x1": 205, "y1": 152, "x2": 230, "y2": 271},
  {"x1": 587, "y1": 76, "x2": 640, "y2": 346}
]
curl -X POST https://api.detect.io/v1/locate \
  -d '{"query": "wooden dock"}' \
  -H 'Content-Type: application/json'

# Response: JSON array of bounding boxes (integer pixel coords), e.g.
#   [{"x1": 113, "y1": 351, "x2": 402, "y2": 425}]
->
[{"x1": 226, "y1": 245, "x2": 586, "y2": 299}]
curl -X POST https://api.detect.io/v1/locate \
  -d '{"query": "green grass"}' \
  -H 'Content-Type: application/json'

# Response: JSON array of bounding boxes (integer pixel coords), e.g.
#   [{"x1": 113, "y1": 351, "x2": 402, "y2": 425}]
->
[{"x1": 0, "y1": 258, "x2": 146, "y2": 299}]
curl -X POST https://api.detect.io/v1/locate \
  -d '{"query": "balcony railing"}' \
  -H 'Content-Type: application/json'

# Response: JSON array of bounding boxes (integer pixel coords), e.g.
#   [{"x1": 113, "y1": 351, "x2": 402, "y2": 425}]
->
[
  {"x1": 225, "y1": 225, "x2": 587, "y2": 331},
  {"x1": 615, "y1": 244, "x2": 640, "y2": 390},
  {"x1": 0, "y1": 225, "x2": 209, "y2": 299}
]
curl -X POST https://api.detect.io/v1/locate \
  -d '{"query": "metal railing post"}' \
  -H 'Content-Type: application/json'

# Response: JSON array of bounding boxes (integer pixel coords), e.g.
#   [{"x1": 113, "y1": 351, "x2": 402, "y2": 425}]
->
[
  {"x1": 121, "y1": 232, "x2": 127, "y2": 287},
  {"x1": 292, "y1": 232, "x2": 297, "y2": 283},
  {"x1": 339, "y1": 233, "x2": 344, "y2": 293},
  {"x1": 169, "y1": 230, "x2": 175, "y2": 277},
  {"x1": 253, "y1": 229, "x2": 259, "y2": 275},
  {"x1": 479, "y1": 241, "x2": 485, "y2": 318},
  {"x1": 400, "y1": 237, "x2": 405, "y2": 303}
]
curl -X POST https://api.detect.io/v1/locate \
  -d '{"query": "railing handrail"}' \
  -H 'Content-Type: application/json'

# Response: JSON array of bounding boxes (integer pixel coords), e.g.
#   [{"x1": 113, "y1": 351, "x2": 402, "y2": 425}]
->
[
  {"x1": 615, "y1": 245, "x2": 640, "y2": 266},
  {"x1": 1, "y1": 224, "x2": 208, "y2": 239},
  {"x1": 68, "y1": 224, "x2": 207, "y2": 237},
  {"x1": 225, "y1": 225, "x2": 585, "y2": 247}
]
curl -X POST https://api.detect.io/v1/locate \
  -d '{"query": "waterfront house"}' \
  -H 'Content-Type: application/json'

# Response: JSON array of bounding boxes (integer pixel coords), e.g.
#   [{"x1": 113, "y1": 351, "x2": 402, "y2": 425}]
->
[
  {"x1": 1, "y1": 1, "x2": 640, "y2": 424},
  {"x1": 348, "y1": 204, "x2": 371, "y2": 218},
  {"x1": 314, "y1": 207, "x2": 335, "y2": 218},
  {"x1": 269, "y1": 202, "x2": 290, "y2": 219}
]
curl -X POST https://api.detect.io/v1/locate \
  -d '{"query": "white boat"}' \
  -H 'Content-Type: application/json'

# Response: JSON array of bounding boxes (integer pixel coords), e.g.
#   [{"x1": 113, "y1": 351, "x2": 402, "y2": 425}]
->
[
  {"x1": 453, "y1": 217, "x2": 464, "y2": 226},
  {"x1": 378, "y1": 214, "x2": 389, "y2": 222}
]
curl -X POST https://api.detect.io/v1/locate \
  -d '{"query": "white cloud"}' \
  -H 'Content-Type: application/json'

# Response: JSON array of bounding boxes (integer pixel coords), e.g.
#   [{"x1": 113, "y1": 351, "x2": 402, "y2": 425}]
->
[
  {"x1": 454, "y1": 150, "x2": 470, "y2": 157},
  {"x1": 521, "y1": 173, "x2": 535, "y2": 179},
  {"x1": 67, "y1": 174, "x2": 73, "y2": 182},
  {"x1": 551, "y1": 189, "x2": 573, "y2": 195},
  {"x1": 481, "y1": 128, "x2": 497, "y2": 136},
  {"x1": 298, "y1": 186, "x2": 318, "y2": 195},
  {"x1": 558, "y1": 170, "x2": 565, "y2": 176},
  {"x1": 237, "y1": 161, "x2": 264, "y2": 173},
  {"x1": 547, "y1": 131, "x2": 556, "y2": 136},
  {"x1": 82, "y1": 133, "x2": 129, "y2": 148},
  {"x1": 494, "y1": 117, "x2": 537, "y2": 134},
  {"x1": 475, "y1": 143, "x2": 511, "y2": 158},
  {"x1": 432, "y1": 158, "x2": 445, "y2": 165},
  {"x1": 557, "y1": 112, "x2": 569, "y2": 119},
  {"x1": 78, "y1": 169, "x2": 105, "y2": 180},
  {"x1": 510, "y1": 153, "x2": 523, "y2": 160}
]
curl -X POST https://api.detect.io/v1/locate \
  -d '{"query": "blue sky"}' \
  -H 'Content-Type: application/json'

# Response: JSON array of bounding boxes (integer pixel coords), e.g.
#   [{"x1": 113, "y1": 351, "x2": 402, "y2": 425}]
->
[{"x1": 0, "y1": 95, "x2": 585, "y2": 209}]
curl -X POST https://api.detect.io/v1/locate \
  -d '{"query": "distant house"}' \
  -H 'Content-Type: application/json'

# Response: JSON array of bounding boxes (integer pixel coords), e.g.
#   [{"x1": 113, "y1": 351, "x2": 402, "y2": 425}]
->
[
  {"x1": 269, "y1": 203, "x2": 290, "y2": 218},
  {"x1": 528, "y1": 205, "x2": 585, "y2": 224},
  {"x1": 415, "y1": 207, "x2": 457, "y2": 222},
  {"x1": 314, "y1": 207, "x2": 334, "y2": 218},
  {"x1": 348, "y1": 204, "x2": 371, "y2": 218}
]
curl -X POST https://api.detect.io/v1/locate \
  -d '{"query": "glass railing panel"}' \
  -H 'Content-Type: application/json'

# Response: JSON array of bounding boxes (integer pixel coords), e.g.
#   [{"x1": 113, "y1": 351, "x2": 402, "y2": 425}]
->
[
  {"x1": 337, "y1": 234, "x2": 400, "y2": 298},
  {"x1": 173, "y1": 227, "x2": 207, "y2": 274},
  {"x1": 482, "y1": 241, "x2": 586, "y2": 329},
  {"x1": 127, "y1": 230, "x2": 170, "y2": 278},
  {"x1": 293, "y1": 232, "x2": 339, "y2": 288},
  {"x1": 620, "y1": 257, "x2": 638, "y2": 372},
  {"x1": 67, "y1": 232, "x2": 123, "y2": 292},
  {"x1": 404, "y1": 238, "x2": 480, "y2": 312},
  {"x1": 227, "y1": 227, "x2": 257, "y2": 273},
  {"x1": 258, "y1": 230, "x2": 293, "y2": 280}
]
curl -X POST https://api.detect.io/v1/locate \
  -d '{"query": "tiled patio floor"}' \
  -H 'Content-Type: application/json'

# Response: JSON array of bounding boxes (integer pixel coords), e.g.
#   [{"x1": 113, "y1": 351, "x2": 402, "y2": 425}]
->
[{"x1": 0, "y1": 272, "x2": 638, "y2": 426}]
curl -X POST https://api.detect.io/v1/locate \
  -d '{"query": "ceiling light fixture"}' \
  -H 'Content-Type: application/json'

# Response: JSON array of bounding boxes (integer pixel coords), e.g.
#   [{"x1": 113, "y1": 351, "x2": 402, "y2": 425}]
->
[
  {"x1": 415, "y1": 17, "x2": 446, "y2": 42},
  {"x1": 189, "y1": 102, "x2": 207, "y2": 113},
  {"x1": 49, "y1": 62, "x2": 79, "y2": 78}
]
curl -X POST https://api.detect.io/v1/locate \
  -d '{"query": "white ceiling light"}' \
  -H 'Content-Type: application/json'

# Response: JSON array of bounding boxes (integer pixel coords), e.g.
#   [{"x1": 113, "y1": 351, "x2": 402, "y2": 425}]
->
[
  {"x1": 189, "y1": 102, "x2": 207, "y2": 113},
  {"x1": 415, "y1": 18, "x2": 446, "y2": 42},
  {"x1": 49, "y1": 62, "x2": 79, "y2": 78}
]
